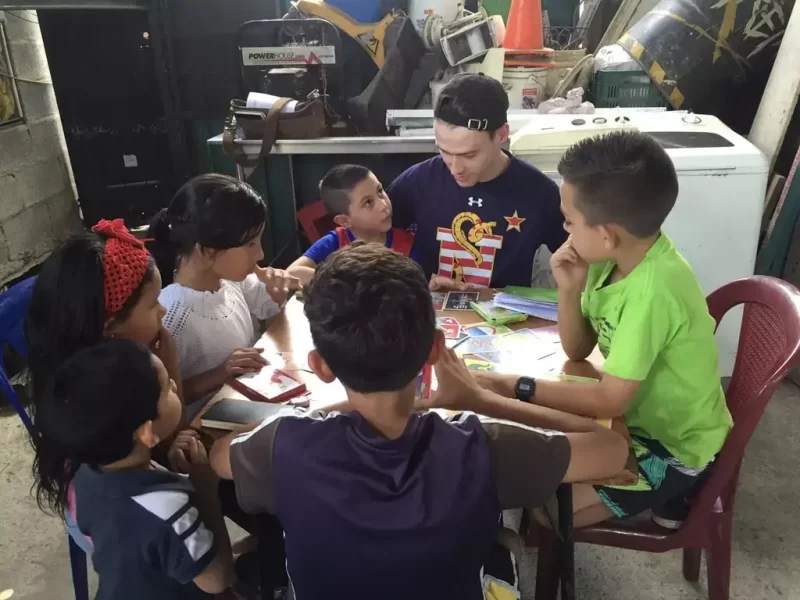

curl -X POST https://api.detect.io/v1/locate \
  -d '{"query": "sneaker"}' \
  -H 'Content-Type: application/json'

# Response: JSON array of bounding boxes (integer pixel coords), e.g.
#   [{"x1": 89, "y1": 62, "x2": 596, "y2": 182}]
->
[{"x1": 652, "y1": 495, "x2": 690, "y2": 530}]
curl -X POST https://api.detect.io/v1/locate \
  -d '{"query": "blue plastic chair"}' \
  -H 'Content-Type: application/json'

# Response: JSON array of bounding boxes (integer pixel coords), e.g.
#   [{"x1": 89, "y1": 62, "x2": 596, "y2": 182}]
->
[{"x1": 0, "y1": 277, "x2": 90, "y2": 600}]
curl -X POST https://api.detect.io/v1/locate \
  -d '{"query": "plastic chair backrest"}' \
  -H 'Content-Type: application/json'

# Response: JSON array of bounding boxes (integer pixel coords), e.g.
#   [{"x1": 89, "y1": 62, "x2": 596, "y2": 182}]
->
[
  {"x1": 687, "y1": 276, "x2": 800, "y2": 525},
  {"x1": 297, "y1": 199, "x2": 335, "y2": 244},
  {"x1": 0, "y1": 277, "x2": 37, "y2": 435},
  {"x1": 0, "y1": 276, "x2": 36, "y2": 359}
]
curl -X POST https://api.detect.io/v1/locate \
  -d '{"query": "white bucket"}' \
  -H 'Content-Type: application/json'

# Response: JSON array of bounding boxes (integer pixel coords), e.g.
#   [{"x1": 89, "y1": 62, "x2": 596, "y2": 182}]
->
[{"x1": 503, "y1": 66, "x2": 549, "y2": 110}]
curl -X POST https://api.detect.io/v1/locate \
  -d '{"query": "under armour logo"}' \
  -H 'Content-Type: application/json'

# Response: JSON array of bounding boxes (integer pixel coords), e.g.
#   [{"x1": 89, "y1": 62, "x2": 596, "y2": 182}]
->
[{"x1": 468, "y1": 197, "x2": 483, "y2": 207}]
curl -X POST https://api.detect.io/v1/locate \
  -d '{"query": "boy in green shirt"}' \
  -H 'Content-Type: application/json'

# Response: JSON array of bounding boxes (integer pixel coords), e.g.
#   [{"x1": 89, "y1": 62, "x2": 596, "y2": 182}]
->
[{"x1": 468, "y1": 130, "x2": 732, "y2": 528}]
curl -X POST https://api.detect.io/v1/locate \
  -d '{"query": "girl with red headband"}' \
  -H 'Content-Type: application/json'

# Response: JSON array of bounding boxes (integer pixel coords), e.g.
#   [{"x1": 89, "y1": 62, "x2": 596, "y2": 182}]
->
[
  {"x1": 148, "y1": 174, "x2": 301, "y2": 408},
  {"x1": 26, "y1": 218, "x2": 191, "y2": 567},
  {"x1": 27, "y1": 218, "x2": 182, "y2": 405}
]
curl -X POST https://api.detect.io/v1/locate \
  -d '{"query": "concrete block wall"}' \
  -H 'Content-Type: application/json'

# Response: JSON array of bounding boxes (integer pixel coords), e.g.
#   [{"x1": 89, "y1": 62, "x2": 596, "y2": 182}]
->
[{"x1": 0, "y1": 10, "x2": 82, "y2": 285}]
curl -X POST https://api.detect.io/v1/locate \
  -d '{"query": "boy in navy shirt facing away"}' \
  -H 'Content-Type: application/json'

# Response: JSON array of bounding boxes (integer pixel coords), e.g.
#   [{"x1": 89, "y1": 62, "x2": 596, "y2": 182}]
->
[
  {"x1": 31, "y1": 340, "x2": 234, "y2": 600},
  {"x1": 287, "y1": 164, "x2": 415, "y2": 285},
  {"x1": 388, "y1": 73, "x2": 566, "y2": 291},
  {"x1": 211, "y1": 244, "x2": 627, "y2": 600}
]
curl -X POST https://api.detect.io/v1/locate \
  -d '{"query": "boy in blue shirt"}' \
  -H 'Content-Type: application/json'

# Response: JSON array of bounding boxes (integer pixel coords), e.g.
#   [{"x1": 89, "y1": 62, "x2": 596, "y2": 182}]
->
[
  {"x1": 287, "y1": 164, "x2": 415, "y2": 284},
  {"x1": 32, "y1": 340, "x2": 234, "y2": 600},
  {"x1": 211, "y1": 244, "x2": 627, "y2": 600}
]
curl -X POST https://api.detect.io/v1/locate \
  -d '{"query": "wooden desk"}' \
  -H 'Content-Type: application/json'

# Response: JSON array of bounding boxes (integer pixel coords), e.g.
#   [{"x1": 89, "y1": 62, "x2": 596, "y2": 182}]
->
[{"x1": 197, "y1": 291, "x2": 598, "y2": 419}]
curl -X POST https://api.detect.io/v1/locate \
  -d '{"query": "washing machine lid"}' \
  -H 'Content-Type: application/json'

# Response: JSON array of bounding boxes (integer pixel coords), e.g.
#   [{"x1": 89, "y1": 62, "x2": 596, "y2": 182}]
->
[{"x1": 510, "y1": 112, "x2": 768, "y2": 174}]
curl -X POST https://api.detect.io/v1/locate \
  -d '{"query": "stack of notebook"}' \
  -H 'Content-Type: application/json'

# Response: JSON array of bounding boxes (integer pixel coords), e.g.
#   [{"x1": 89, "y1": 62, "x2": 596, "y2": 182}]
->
[
  {"x1": 469, "y1": 299, "x2": 528, "y2": 327},
  {"x1": 493, "y1": 287, "x2": 558, "y2": 321}
]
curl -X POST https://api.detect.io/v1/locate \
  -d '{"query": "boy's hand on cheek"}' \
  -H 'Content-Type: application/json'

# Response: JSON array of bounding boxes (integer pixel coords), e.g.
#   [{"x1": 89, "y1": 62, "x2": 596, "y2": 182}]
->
[
  {"x1": 550, "y1": 238, "x2": 589, "y2": 292},
  {"x1": 428, "y1": 349, "x2": 483, "y2": 411},
  {"x1": 255, "y1": 266, "x2": 302, "y2": 304}
]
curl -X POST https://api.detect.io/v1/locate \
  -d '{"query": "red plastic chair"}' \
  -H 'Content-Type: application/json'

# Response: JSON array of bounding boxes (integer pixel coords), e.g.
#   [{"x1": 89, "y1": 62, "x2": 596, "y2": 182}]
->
[
  {"x1": 534, "y1": 276, "x2": 800, "y2": 600},
  {"x1": 297, "y1": 199, "x2": 335, "y2": 244}
]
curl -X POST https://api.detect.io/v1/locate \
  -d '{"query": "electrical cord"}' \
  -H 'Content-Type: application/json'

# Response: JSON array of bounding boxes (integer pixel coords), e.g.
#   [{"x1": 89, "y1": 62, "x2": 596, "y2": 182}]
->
[{"x1": 0, "y1": 71, "x2": 51, "y2": 85}]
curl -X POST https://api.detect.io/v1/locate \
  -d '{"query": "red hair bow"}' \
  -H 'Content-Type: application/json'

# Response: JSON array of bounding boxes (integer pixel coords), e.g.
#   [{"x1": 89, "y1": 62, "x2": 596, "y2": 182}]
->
[
  {"x1": 90, "y1": 219, "x2": 151, "y2": 316},
  {"x1": 91, "y1": 218, "x2": 145, "y2": 248}
]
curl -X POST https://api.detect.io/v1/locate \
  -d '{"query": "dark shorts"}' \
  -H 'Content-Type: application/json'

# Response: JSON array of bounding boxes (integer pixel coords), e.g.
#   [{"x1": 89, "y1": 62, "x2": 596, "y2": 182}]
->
[{"x1": 594, "y1": 435, "x2": 711, "y2": 519}]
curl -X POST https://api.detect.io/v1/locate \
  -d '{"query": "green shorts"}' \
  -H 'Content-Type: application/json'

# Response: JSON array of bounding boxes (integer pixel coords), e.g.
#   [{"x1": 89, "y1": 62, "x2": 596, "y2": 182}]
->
[{"x1": 594, "y1": 435, "x2": 711, "y2": 519}]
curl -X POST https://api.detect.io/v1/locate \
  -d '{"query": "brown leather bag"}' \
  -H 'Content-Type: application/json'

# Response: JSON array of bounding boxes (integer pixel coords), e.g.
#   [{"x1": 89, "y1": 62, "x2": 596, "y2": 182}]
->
[{"x1": 222, "y1": 94, "x2": 328, "y2": 168}]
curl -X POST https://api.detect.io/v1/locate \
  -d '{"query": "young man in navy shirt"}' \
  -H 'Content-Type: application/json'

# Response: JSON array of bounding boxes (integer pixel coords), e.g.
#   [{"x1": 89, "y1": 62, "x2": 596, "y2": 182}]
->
[
  {"x1": 388, "y1": 73, "x2": 566, "y2": 291},
  {"x1": 210, "y1": 244, "x2": 627, "y2": 600}
]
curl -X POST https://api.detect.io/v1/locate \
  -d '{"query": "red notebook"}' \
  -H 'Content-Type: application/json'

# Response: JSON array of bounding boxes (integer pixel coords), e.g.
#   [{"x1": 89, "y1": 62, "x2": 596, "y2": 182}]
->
[{"x1": 230, "y1": 366, "x2": 307, "y2": 403}]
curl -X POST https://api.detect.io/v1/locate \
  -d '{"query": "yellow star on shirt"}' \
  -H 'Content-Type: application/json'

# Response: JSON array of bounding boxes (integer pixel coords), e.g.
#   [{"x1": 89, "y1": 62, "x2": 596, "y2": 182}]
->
[{"x1": 504, "y1": 210, "x2": 526, "y2": 232}]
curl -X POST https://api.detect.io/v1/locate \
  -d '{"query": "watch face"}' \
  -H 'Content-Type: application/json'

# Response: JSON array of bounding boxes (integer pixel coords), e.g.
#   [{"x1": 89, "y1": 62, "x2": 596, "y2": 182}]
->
[{"x1": 519, "y1": 382, "x2": 532, "y2": 393}]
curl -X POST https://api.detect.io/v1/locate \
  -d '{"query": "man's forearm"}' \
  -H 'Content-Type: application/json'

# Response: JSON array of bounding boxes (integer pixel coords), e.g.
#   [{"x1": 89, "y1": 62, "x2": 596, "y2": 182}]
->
[
  {"x1": 468, "y1": 388, "x2": 607, "y2": 433},
  {"x1": 557, "y1": 288, "x2": 595, "y2": 361}
]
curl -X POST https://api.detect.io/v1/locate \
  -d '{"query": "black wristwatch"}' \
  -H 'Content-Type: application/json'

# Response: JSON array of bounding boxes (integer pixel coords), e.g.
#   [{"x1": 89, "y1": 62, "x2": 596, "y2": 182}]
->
[{"x1": 515, "y1": 376, "x2": 536, "y2": 403}]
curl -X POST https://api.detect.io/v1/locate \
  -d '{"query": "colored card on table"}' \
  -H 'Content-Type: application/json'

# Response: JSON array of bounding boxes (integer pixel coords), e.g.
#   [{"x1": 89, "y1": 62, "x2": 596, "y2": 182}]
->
[
  {"x1": 532, "y1": 325, "x2": 562, "y2": 344},
  {"x1": 436, "y1": 317, "x2": 462, "y2": 339},
  {"x1": 431, "y1": 292, "x2": 446, "y2": 312},
  {"x1": 463, "y1": 323, "x2": 514, "y2": 337},
  {"x1": 475, "y1": 351, "x2": 512, "y2": 364},
  {"x1": 265, "y1": 351, "x2": 311, "y2": 372},
  {"x1": 464, "y1": 358, "x2": 497, "y2": 372},
  {"x1": 497, "y1": 329, "x2": 558, "y2": 360},
  {"x1": 446, "y1": 332, "x2": 469, "y2": 349},
  {"x1": 445, "y1": 291, "x2": 480, "y2": 311},
  {"x1": 456, "y1": 335, "x2": 503, "y2": 356}
]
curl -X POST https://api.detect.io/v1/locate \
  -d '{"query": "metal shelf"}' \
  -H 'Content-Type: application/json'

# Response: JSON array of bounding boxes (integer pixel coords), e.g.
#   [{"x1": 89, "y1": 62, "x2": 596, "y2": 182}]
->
[{"x1": 207, "y1": 133, "x2": 437, "y2": 156}]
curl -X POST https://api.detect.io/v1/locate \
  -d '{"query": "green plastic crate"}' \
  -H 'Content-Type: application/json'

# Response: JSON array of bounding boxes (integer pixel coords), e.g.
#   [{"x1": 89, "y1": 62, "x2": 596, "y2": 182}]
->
[{"x1": 592, "y1": 70, "x2": 669, "y2": 109}]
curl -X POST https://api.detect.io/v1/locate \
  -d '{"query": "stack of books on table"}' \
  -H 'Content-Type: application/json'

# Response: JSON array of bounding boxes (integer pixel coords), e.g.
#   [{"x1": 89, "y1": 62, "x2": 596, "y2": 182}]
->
[{"x1": 493, "y1": 287, "x2": 558, "y2": 322}]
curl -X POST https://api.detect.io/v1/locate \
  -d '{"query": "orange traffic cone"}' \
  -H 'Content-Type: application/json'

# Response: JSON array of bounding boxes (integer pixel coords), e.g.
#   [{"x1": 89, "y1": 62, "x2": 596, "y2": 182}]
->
[{"x1": 504, "y1": 0, "x2": 545, "y2": 52}]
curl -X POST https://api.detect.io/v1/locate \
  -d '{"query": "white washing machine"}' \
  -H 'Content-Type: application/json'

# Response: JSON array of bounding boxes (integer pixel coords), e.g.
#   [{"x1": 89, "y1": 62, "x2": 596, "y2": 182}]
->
[{"x1": 510, "y1": 112, "x2": 769, "y2": 376}]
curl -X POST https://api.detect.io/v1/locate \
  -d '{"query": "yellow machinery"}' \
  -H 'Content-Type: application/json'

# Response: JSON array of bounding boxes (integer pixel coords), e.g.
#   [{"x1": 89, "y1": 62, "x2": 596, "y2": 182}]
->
[{"x1": 291, "y1": 0, "x2": 400, "y2": 68}]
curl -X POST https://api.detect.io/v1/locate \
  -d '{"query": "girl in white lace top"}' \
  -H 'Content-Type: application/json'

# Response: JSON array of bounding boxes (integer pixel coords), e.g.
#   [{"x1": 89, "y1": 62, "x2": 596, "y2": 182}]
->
[{"x1": 148, "y1": 174, "x2": 301, "y2": 405}]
